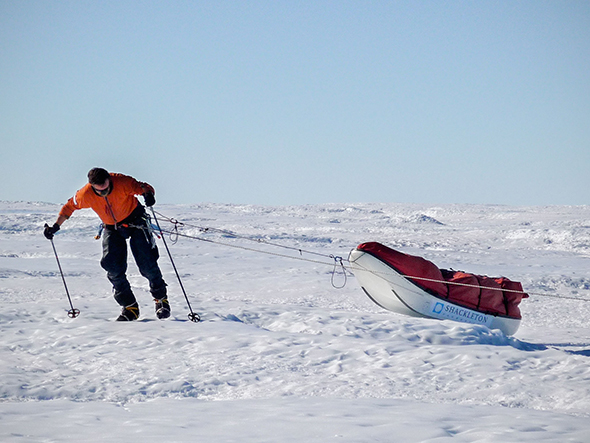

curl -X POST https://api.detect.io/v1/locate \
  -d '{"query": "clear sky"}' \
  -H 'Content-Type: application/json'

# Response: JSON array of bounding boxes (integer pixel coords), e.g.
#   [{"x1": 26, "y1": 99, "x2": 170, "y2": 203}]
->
[{"x1": 1, "y1": 1, "x2": 589, "y2": 206}]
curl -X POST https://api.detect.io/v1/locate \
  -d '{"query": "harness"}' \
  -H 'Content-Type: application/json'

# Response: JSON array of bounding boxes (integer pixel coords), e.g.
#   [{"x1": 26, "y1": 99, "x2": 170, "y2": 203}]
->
[{"x1": 95, "y1": 205, "x2": 157, "y2": 249}]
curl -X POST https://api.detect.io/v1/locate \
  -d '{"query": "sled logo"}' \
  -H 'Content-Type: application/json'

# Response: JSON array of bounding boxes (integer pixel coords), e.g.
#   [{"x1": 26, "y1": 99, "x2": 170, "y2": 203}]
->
[
  {"x1": 430, "y1": 300, "x2": 491, "y2": 326},
  {"x1": 433, "y1": 302, "x2": 444, "y2": 314}
]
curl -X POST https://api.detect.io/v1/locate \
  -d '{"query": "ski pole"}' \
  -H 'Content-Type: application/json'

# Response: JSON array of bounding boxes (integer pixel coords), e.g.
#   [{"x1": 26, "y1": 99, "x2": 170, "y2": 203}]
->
[
  {"x1": 150, "y1": 207, "x2": 201, "y2": 322},
  {"x1": 46, "y1": 230, "x2": 80, "y2": 318}
]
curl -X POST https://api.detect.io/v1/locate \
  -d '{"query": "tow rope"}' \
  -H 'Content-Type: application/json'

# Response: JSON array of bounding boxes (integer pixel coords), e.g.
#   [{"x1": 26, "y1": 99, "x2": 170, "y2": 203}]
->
[{"x1": 151, "y1": 211, "x2": 590, "y2": 303}]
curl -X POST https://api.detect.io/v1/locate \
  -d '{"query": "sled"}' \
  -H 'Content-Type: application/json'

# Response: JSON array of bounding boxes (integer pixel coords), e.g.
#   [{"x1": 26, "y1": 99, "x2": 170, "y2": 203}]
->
[{"x1": 349, "y1": 242, "x2": 528, "y2": 335}]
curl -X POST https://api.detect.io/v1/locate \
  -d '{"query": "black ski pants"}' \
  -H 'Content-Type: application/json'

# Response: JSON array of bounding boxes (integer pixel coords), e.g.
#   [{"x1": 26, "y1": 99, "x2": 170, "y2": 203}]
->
[{"x1": 100, "y1": 223, "x2": 166, "y2": 307}]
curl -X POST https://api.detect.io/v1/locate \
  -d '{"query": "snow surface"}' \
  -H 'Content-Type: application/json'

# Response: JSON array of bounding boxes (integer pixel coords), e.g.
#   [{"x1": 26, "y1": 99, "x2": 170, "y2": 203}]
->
[{"x1": 2, "y1": 201, "x2": 590, "y2": 442}]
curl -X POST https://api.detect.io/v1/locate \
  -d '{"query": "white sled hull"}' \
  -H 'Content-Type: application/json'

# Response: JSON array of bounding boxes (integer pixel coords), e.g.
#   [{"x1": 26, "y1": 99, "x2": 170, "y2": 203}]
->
[{"x1": 349, "y1": 249, "x2": 521, "y2": 336}]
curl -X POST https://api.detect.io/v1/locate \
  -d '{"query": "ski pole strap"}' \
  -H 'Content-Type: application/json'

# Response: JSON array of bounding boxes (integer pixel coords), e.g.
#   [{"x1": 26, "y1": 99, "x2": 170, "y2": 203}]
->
[{"x1": 95, "y1": 223, "x2": 104, "y2": 240}]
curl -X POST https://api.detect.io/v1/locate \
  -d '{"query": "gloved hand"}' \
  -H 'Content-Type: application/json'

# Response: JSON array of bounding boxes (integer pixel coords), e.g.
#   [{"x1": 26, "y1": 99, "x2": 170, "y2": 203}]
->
[
  {"x1": 44, "y1": 223, "x2": 60, "y2": 240},
  {"x1": 143, "y1": 192, "x2": 156, "y2": 207}
]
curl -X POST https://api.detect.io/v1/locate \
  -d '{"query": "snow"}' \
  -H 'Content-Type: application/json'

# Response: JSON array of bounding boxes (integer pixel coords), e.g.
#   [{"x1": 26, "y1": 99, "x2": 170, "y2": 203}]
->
[{"x1": 1, "y1": 201, "x2": 590, "y2": 442}]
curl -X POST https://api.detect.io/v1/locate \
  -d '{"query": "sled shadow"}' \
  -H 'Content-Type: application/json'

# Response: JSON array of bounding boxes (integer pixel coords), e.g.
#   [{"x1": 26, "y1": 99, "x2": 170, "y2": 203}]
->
[
  {"x1": 565, "y1": 349, "x2": 590, "y2": 356},
  {"x1": 515, "y1": 340, "x2": 590, "y2": 357},
  {"x1": 546, "y1": 344, "x2": 590, "y2": 357}
]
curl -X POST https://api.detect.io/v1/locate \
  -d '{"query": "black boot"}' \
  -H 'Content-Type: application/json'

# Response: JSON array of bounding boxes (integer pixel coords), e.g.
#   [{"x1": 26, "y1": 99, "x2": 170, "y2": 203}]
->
[
  {"x1": 154, "y1": 298, "x2": 171, "y2": 319},
  {"x1": 116, "y1": 302, "x2": 140, "y2": 321}
]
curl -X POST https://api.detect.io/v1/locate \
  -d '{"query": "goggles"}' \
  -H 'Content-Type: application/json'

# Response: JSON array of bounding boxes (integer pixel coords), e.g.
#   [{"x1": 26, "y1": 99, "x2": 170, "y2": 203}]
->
[{"x1": 92, "y1": 181, "x2": 112, "y2": 197}]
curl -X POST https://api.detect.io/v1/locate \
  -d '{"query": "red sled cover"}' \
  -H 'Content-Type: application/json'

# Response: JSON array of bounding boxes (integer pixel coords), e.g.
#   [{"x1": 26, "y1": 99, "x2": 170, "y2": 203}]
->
[{"x1": 356, "y1": 242, "x2": 528, "y2": 319}]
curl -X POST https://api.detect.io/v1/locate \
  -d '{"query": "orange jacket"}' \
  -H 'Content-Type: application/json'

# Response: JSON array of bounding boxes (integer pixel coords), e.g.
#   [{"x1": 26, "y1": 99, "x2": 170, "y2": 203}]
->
[{"x1": 59, "y1": 173, "x2": 155, "y2": 225}]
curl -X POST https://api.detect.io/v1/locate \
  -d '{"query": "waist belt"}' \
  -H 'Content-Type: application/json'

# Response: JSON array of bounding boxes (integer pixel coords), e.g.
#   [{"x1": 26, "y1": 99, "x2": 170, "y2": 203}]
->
[{"x1": 104, "y1": 204, "x2": 146, "y2": 230}]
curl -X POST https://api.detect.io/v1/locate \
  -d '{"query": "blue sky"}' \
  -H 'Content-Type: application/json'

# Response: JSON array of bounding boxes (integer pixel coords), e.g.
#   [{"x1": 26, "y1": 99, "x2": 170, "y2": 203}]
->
[{"x1": 1, "y1": 1, "x2": 589, "y2": 206}]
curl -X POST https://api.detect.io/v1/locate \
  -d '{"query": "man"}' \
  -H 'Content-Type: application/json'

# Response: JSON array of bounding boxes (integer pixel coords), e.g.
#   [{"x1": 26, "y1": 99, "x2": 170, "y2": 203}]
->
[{"x1": 44, "y1": 168, "x2": 170, "y2": 321}]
